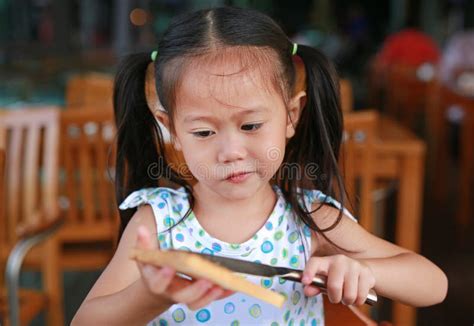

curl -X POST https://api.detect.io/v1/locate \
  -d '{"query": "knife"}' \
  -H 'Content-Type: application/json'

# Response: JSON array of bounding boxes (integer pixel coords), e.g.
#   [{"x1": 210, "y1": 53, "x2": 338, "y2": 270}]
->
[{"x1": 187, "y1": 250, "x2": 378, "y2": 306}]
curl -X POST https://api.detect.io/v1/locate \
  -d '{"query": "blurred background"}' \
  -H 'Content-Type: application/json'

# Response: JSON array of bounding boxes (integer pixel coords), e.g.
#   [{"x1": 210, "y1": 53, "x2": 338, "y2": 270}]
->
[{"x1": 0, "y1": 0, "x2": 473, "y2": 325}]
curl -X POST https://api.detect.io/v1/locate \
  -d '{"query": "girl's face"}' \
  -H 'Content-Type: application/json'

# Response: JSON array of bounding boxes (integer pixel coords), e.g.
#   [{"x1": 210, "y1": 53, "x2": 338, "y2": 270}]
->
[{"x1": 166, "y1": 57, "x2": 304, "y2": 201}]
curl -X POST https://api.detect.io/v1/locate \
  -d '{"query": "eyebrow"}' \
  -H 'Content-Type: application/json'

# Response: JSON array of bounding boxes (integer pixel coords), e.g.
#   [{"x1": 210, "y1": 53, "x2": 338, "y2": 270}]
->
[{"x1": 183, "y1": 107, "x2": 268, "y2": 123}]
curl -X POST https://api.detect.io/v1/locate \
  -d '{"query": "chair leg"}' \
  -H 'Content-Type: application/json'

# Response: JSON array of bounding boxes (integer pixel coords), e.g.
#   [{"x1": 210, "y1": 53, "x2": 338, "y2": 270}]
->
[{"x1": 43, "y1": 239, "x2": 64, "y2": 326}]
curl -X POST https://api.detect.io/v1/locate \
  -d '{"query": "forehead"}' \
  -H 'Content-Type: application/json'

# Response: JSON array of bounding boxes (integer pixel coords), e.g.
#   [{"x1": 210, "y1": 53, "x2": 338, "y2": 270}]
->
[{"x1": 174, "y1": 50, "x2": 286, "y2": 120}]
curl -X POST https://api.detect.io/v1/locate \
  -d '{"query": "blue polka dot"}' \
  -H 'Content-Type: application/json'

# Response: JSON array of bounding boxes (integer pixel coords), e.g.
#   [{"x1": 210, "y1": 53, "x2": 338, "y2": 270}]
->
[
  {"x1": 261, "y1": 241, "x2": 274, "y2": 253},
  {"x1": 158, "y1": 202, "x2": 166, "y2": 209},
  {"x1": 175, "y1": 234, "x2": 184, "y2": 242},
  {"x1": 265, "y1": 222, "x2": 273, "y2": 230},
  {"x1": 160, "y1": 192, "x2": 169, "y2": 199},
  {"x1": 303, "y1": 225, "x2": 312, "y2": 237},
  {"x1": 311, "y1": 318, "x2": 318, "y2": 326},
  {"x1": 195, "y1": 309, "x2": 211, "y2": 322},
  {"x1": 201, "y1": 248, "x2": 213, "y2": 255},
  {"x1": 224, "y1": 302, "x2": 235, "y2": 314},
  {"x1": 290, "y1": 255, "x2": 299, "y2": 267},
  {"x1": 164, "y1": 217, "x2": 175, "y2": 227},
  {"x1": 178, "y1": 246, "x2": 191, "y2": 252},
  {"x1": 159, "y1": 319, "x2": 168, "y2": 326},
  {"x1": 254, "y1": 260, "x2": 261, "y2": 264},
  {"x1": 211, "y1": 243, "x2": 222, "y2": 252},
  {"x1": 261, "y1": 278, "x2": 273, "y2": 288},
  {"x1": 298, "y1": 245, "x2": 305, "y2": 253}
]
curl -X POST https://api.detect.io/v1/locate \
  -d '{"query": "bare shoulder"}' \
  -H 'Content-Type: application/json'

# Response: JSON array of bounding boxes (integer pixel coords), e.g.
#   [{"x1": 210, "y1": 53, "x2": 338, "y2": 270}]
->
[
  {"x1": 83, "y1": 205, "x2": 158, "y2": 300},
  {"x1": 309, "y1": 203, "x2": 410, "y2": 258}
]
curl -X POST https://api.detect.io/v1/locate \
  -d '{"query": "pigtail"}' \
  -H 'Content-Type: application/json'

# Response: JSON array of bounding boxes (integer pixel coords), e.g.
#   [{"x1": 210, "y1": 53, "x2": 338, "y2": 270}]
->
[
  {"x1": 113, "y1": 54, "x2": 168, "y2": 236},
  {"x1": 283, "y1": 44, "x2": 347, "y2": 234}
]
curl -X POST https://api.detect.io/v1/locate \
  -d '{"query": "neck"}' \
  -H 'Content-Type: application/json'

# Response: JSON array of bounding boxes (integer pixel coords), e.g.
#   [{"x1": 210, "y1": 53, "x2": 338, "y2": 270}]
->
[{"x1": 191, "y1": 183, "x2": 278, "y2": 243}]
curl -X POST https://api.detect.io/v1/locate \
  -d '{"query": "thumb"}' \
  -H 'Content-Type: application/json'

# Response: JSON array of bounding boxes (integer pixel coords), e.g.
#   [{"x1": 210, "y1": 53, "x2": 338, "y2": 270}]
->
[{"x1": 136, "y1": 225, "x2": 154, "y2": 249}]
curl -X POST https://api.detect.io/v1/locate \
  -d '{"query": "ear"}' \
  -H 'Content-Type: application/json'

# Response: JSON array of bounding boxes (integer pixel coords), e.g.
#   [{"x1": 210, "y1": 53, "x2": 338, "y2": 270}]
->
[
  {"x1": 286, "y1": 90, "x2": 306, "y2": 139},
  {"x1": 152, "y1": 110, "x2": 182, "y2": 151}
]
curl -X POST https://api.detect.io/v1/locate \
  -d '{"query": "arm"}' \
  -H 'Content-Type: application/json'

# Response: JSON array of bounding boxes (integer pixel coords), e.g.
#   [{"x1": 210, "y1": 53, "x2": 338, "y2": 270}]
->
[
  {"x1": 309, "y1": 204, "x2": 448, "y2": 307},
  {"x1": 72, "y1": 206, "x2": 174, "y2": 325},
  {"x1": 72, "y1": 205, "x2": 234, "y2": 325}
]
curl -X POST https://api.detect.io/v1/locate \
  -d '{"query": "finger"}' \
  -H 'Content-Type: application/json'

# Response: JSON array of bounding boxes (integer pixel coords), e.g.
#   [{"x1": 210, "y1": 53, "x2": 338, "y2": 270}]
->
[
  {"x1": 355, "y1": 274, "x2": 371, "y2": 306},
  {"x1": 342, "y1": 270, "x2": 358, "y2": 305},
  {"x1": 137, "y1": 225, "x2": 154, "y2": 249},
  {"x1": 171, "y1": 279, "x2": 213, "y2": 304},
  {"x1": 187, "y1": 286, "x2": 224, "y2": 311},
  {"x1": 303, "y1": 284, "x2": 321, "y2": 297},
  {"x1": 302, "y1": 257, "x2": 330, "y2": 285},
  {"x1": 143, "y1": 265, "x2": 176, "y2": 294},
  {"x1": 326, "y1": 263, "x2": 344, "y2": 303}
]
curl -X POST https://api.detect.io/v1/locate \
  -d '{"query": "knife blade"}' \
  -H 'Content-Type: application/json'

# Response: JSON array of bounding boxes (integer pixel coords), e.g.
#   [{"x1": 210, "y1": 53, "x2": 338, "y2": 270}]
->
[{"x1": 183, "y1": 250, "x2": 378, "y2": 306}]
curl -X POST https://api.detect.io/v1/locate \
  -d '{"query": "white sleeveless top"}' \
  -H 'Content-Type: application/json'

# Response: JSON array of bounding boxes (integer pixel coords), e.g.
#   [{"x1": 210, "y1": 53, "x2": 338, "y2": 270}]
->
[{"x1": 120, "y1": 185, "x2": 356, "y2": 326}]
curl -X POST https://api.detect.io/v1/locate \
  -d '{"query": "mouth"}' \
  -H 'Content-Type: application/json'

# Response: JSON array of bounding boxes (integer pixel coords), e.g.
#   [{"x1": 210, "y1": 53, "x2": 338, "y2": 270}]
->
[{"x1": 225, "y1": 171, "x2": 253, "y2": 182}]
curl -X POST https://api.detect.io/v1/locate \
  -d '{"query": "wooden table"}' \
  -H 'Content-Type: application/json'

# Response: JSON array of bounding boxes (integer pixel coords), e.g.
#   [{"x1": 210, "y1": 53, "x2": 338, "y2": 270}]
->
[{"x1": 359, "y1": 116, "x2": 426, "y2": 326}]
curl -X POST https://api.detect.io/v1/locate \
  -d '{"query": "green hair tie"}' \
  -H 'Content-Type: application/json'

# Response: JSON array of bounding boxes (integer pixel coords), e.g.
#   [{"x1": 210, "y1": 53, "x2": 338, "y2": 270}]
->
[
  {"x1": 151, "y1": 50, "x2": 158, "y2": 62},
  {"x1": 292, "y1": 43, "x2": 298, "y2": 56}
]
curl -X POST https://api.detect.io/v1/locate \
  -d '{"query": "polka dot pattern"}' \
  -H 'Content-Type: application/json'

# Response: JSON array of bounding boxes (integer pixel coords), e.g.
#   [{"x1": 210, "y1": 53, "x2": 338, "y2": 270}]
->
[{"x1": 118, "y1": 186, "x2": 339, "y2": 325}]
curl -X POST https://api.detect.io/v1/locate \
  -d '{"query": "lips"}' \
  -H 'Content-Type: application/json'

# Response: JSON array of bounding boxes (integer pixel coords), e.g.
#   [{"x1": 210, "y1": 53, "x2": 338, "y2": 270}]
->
[{"x1": 225, "y1": 171, "x2": 252, "y2": 180}]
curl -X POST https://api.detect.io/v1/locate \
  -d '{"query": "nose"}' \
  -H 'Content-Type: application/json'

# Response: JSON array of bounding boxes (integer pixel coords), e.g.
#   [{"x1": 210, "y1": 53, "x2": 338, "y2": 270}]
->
[{"x1": 217, "y1": 131, "x2": 247, "y2": 164}]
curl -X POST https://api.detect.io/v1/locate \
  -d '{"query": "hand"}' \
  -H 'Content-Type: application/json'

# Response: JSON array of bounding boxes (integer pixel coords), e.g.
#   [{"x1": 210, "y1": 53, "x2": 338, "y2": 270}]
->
[
  {"x1": 302, "y1": 254, "x2": 376, "y2": 306},
  {"x1": 136, "y1": 226, "x2": 234, "y2": 310}
]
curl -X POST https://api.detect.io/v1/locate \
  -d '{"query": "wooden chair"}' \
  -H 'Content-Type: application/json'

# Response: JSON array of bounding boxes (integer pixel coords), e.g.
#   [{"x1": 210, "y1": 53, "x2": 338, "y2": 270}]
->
[
  {"x1": 427, "y1": 80, "x2": 474, "y2": 235},
  {"x1": 57, "y1": 107, "x2": 119, "y2": 270},
  {"x1": 0, "y1": 107, "x2": 64, "y2": 325},
  {"x1": 65, "y1": 73, "x2": 114, "y2": 109},
  {"x1": 340, "y1": 79, "x2": 354, "y2": 112},
  {"x1": 324, "y1": 297, "x2": 391, "y2": 326},
  {"x1": 341, "y1": 110, "x2": 378, "y2": 232}
]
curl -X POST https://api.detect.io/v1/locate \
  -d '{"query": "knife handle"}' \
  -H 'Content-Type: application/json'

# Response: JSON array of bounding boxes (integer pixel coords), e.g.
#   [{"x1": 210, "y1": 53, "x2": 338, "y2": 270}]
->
[{"x1": 281, "y1": 271, "x2": 378, "y2": 306}]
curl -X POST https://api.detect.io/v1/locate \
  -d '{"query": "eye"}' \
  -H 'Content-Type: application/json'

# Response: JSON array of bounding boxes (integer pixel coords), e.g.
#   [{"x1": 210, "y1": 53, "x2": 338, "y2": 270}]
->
[
  {"x1": 241, "y1": 123, "x2": 263, "y2": 131},
  {"x1": 192, "y1": 130, "x2": 215, "y2": 138}
]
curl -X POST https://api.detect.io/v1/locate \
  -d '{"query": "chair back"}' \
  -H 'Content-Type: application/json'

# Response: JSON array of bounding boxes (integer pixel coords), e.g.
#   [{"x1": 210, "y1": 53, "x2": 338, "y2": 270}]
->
[
  {"x1": 340, "y1": 79, "x2": 354, "y2": 112},
  {"x1": 65, "y1": 73, "x2": 114, "y2": 108},
  {"x1": 58, "y1": 107, "x2": 118, "y2": 243},
  {"x1": 0, "y1": 107, "x2": 60, "y2": 256},
  {"x1": 341, "y1": 110, "x2": 378, "y2": 231}
]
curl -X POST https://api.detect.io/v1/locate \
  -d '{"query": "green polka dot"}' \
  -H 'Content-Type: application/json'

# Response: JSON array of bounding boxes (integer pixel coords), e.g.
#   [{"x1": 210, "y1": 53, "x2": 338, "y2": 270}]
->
[
  {"x1": 279, "y1": 278, "x2": 287, "y2": 284},
  {"x1": 253, "y1": 234, "x2": 258, "y2": 240},
  {"x1": 282, "y1": 248, "x2": 288, "y2": 259},
  {"x1": 195, "y1": 241, "x2": 202, "y2": 249},
  {"x1": 249, "y1": 304, "x2": 262, "y2": 318},
  {"x1": 271, "y1": 322, "x2": 279, "y2": 326},
  {"x1": 292, "y1": 291, "x2": 301, "y2": 305},
  {"x1": 158, "y1": 234, "x2": 166, "y2": 242},
  {"x1": 198, "y1": 229, "x2": 205, "y2": 237},
  {"x1": 288, "y1": 231, "x2": 299, "y2": 243},
  {"x1": 172, "y1": 308, "x2": 186, "y2": 322},
  {"x1": 274, "y1": 230, "x2": 283, "y2": 241},
  {"x1": 230, "y1": 243, "x2": 240, "y2": 249},
  {"x1": 270, "y1": 257, "x2": 278, "y2": 265},
  {"x1": 289, "y1": 319, "x2": 294, "y2": 326},
  {"x1": 284, "y1": 310, "x2": 291, "y2": 322},
  {"x1": 230, "y1": 320, "x2": 240, "y2": 326},
  {"x1": 278, "y1": 215, "x2": 284, "y2": 225}
]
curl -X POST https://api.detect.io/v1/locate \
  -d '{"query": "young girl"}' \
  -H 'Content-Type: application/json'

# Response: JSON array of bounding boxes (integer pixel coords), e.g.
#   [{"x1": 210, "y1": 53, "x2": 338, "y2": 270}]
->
[{"x1": 73, "y1": 7, "x2": 447, "y2": 325}]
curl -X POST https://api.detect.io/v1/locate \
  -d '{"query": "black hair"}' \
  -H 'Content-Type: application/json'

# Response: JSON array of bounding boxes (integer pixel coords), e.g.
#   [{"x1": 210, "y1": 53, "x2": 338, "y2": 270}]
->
[{"x1": 114, "y1": 6, "x2": 347, "y2": 248}]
